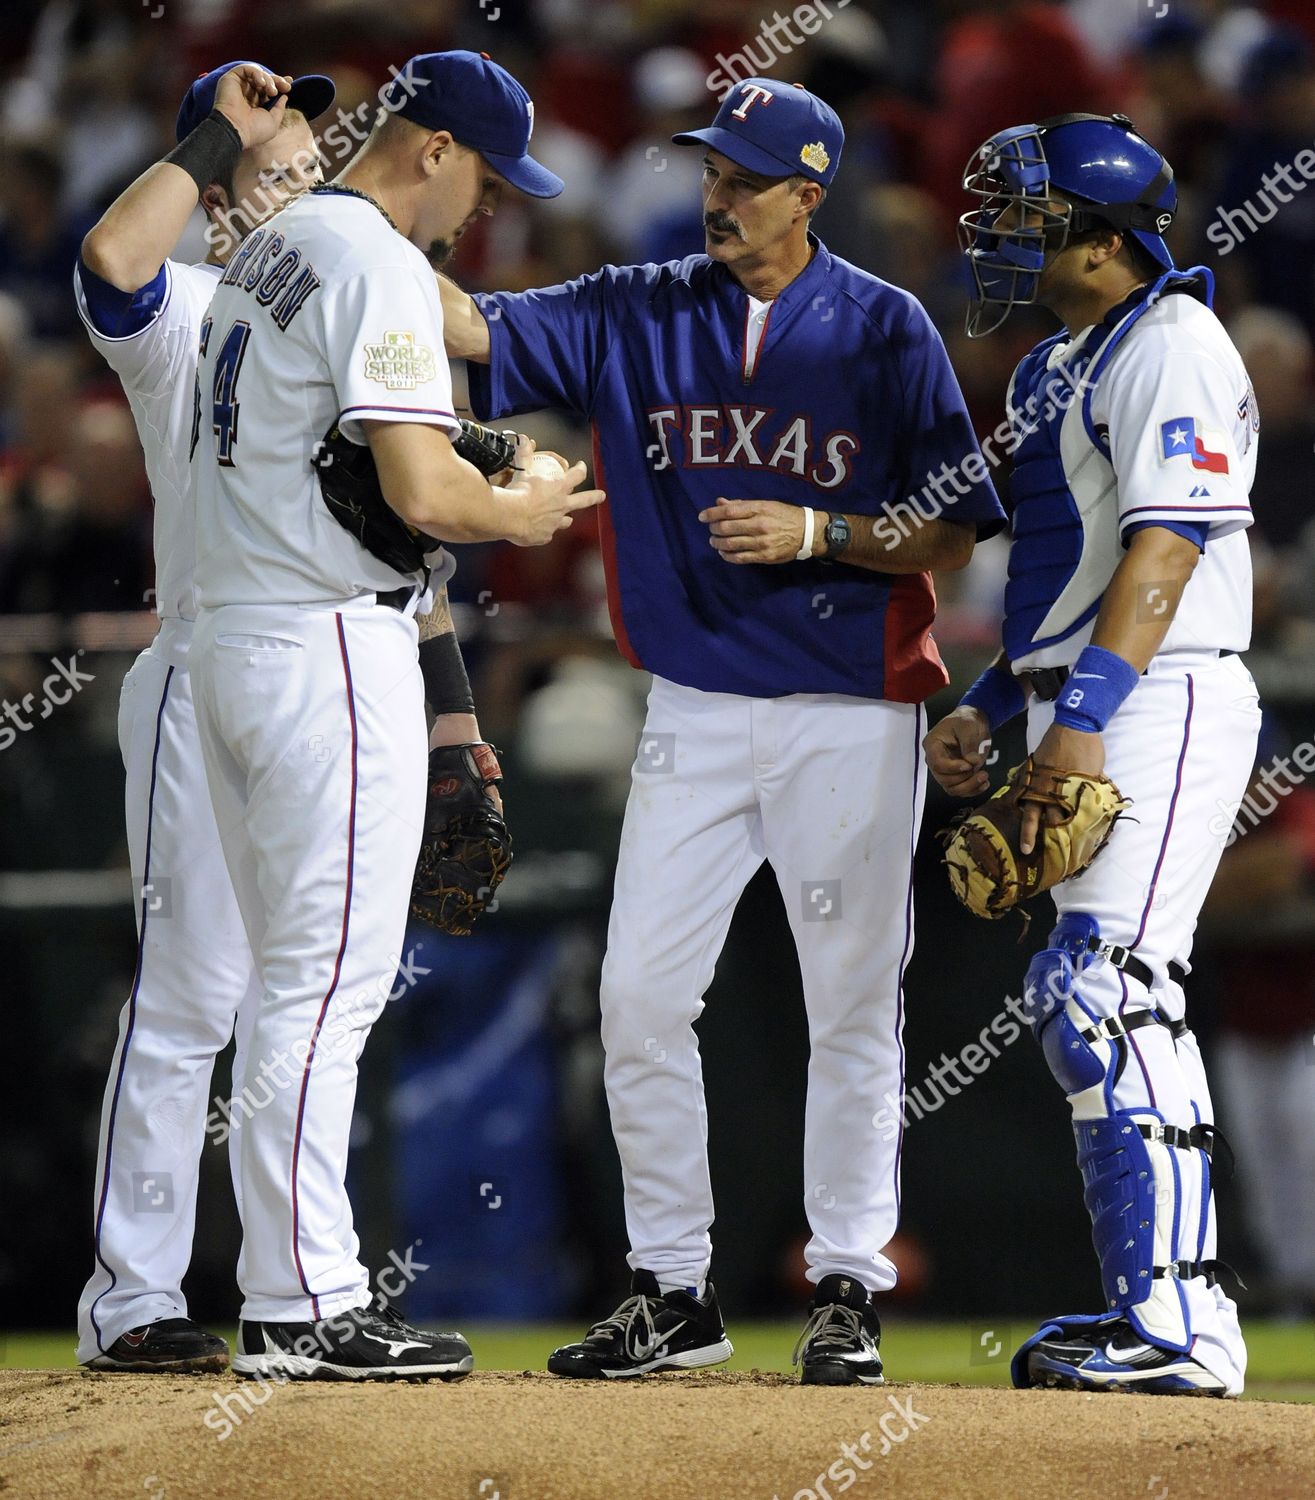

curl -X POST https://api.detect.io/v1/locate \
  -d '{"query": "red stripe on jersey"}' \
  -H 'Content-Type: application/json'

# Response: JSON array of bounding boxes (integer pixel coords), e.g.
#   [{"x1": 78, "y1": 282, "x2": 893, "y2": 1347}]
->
[
  {"x1": 591, "y1": 425, "x2": 641, "y2": 670},
  {"x1": 882, "y1": 573, "x2": 950, "y2": 703}
]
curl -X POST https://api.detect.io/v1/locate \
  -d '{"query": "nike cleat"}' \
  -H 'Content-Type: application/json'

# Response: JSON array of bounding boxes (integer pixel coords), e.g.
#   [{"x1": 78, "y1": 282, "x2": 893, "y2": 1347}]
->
[
  {"x1": 547, "y1": 1270, "x2": 732, "y2": 1379},
  {"x1": 1015, "y1": 1315, "x2": 1232, "y2": 1396},
  {"x1": 793, "y1": 1274, "x2": 884, "y2": 1386}
]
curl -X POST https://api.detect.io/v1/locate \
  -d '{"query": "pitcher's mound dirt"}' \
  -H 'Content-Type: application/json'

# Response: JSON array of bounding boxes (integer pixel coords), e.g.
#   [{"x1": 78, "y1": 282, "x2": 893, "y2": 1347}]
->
[{"x1": 2, "y1": 1369, "x2": 1312, "y2": 1500}]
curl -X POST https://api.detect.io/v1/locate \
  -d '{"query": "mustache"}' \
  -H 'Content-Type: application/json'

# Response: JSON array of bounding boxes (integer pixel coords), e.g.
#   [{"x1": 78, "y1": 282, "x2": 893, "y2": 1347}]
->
[{"x1": 704, "y1": 212, "x2": 745, "y2": 240}]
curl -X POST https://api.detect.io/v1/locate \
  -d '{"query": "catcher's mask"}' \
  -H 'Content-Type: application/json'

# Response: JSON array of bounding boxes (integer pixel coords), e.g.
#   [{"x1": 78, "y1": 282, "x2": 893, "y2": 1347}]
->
[{"x1": 959, "y1": 112, "x2": 1177, "y2": 337}]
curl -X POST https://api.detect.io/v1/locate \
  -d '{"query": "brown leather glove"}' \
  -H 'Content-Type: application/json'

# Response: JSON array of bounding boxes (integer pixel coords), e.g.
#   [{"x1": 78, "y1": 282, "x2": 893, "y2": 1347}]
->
[{"x1": 940, "y1": 756, "x2": 1130, "y2": 920}]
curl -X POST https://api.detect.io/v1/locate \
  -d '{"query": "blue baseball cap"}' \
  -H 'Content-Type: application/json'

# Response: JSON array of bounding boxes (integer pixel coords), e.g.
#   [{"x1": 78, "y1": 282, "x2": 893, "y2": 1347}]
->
[
  {"x1": 673, "y1": 78, "x2": 844, "y2": 187},
  {"x1": 176, "y1": 62, "x2": 336, "y2": 143},
  {"x1": 380, "y1": 50, "x2": 563, "y2": 199}
]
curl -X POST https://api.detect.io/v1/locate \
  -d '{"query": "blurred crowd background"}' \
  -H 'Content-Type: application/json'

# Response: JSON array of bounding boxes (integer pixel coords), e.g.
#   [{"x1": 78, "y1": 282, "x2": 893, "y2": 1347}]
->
[{"x1": 2, "y1": 0, "x2": 1314, "y2": 1337}]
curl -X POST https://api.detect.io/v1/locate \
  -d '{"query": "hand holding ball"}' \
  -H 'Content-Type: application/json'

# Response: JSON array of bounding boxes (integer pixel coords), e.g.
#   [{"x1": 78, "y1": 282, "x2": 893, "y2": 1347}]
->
[
  {"x1": 508, "y1": 450, "x2": 604, "y2": 546},
  {"x1": 528, "y1": 451, "x2": 567, "y2": 480}
]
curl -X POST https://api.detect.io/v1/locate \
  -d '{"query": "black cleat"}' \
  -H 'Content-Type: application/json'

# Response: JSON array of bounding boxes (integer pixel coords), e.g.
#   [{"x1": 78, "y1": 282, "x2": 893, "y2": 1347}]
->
[
  {"x1": 83, "y1": 1316, "x2": 229, "y2": 1374},
  {"x1": 793, "y1": 1274, "x2": 884, "y2": 1386},
  {"x1": 232, "y1": 1297, "x2": 472, "y2": 1382},
  {"x1": 547, "y1": 1270, "x2": 733, "y2": 1379}
]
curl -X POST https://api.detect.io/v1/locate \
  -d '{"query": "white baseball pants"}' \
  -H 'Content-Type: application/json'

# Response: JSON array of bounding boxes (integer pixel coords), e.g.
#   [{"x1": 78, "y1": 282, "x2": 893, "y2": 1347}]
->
[
  {"x1": 1031, "y1": 649, "x2": 1261, "y2": 1393},
  {"x1": 77, "y1": 619, "x2": 260, "y2": 1363},
  {"x1": 601, "y1": 674, "x2": 926, "y2": 1295},
  {"x1": 190, "y1": 600, "x2": 426, "y2": 1324}
]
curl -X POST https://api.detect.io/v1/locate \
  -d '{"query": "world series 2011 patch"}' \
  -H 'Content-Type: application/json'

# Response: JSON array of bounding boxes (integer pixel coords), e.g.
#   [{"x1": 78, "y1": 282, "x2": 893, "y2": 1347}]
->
[{"x1": 363, "y1": 331, "x2": 437, "y2": 390}]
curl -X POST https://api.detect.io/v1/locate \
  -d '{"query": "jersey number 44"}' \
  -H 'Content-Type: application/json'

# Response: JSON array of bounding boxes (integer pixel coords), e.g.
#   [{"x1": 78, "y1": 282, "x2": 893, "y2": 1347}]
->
[{"x1": 190, "y1": 316, "x2": 252, "y2": 467}]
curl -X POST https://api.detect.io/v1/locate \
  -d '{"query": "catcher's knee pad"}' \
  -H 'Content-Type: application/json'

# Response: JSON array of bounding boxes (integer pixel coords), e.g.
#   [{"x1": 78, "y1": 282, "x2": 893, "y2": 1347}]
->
[
  {"x1": 1022, "y1": 912, "x2": 1184, "y2": 1098},
  {"x1": 1022, "y1": 913, "x2": 1110, "y2": 1094}
]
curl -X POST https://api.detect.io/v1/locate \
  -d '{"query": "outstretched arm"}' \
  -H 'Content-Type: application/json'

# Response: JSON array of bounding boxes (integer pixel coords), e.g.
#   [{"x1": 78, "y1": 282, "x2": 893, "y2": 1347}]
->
[{"x1": 435, "y1": 271, "x2": 491, "y2": 363}]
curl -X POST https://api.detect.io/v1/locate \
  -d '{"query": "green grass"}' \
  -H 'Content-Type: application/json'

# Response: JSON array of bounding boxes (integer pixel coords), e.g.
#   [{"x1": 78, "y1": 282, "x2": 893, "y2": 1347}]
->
[{"x1": 6, "y1": 1320, "x2": 1313, "y2": 1400}]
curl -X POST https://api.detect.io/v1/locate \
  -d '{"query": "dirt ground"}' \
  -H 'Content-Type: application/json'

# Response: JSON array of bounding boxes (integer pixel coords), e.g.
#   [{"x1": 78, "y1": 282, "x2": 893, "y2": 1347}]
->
[{"x1": 2, "y1": 1369, "x2": 1313, "y2": 1500}]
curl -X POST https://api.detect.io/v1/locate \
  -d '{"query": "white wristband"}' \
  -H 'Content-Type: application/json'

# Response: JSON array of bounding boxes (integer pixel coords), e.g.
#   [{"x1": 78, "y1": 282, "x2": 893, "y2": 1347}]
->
[{"x1": 795, "y1": 507, "x2": 816, "y2": 562}]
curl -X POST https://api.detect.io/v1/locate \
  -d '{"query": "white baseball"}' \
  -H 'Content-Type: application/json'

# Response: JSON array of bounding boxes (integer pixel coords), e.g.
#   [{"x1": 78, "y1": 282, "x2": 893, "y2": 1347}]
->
[{"x1": 529, "y1": 452, "x2": 566, "y2": 480}]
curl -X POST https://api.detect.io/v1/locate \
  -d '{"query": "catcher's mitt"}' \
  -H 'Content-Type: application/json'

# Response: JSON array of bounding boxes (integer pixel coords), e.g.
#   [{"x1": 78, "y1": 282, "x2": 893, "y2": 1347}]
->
[
  {"x1": 312, "y1": 418, "x2": 521, "y2": 575},
  {"x1": 411, "y1": 742, "x2": 513, "y2": 936},
  {"x1": 940, "y1": 756, "x2": 1130, "y2": 920}
]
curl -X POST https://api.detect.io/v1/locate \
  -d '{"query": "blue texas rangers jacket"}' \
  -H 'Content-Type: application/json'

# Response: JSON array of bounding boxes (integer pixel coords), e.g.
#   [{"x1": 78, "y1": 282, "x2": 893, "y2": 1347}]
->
[{"x1": 468, "y1": 236, "x2": 1004, "y2": 701}]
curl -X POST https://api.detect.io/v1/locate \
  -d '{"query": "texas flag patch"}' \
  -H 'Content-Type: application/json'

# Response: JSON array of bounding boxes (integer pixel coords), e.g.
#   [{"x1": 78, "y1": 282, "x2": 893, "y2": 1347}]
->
[{"x1": 1159, "y1": 417, "x2": 1230, "y2": 474}]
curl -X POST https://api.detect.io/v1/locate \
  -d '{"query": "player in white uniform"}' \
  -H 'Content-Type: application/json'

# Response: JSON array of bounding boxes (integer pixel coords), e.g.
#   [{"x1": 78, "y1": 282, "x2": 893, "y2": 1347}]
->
[
  {"x1": 926, "y1": 114, "x2": 1261, "y2": 1395},
  {"x1": 189, "y1": 50, "x2": 603, "y2": 1382},
  {"x1": 74, "y1": 62, "x2": 335, "y2": 1372}
]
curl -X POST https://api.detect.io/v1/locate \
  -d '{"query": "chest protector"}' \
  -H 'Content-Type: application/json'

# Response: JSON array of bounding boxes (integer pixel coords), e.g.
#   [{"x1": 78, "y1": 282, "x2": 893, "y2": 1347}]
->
[{"x1": 1002, "y1": 268, "x2": 1213, "y2": 662}]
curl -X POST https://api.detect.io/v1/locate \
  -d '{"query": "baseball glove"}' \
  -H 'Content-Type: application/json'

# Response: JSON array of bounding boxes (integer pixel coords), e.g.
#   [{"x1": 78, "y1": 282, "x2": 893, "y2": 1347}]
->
[
  {"x1": 452, "y1": 418, "x2": 518, "y2": 477},
  {"x1": 940, "y1": 757, "x2": 1130, "y2": 920},
  {"x1": 312, "y1": 418, "x2": 521, "y2": 575},
  {"x1": 411, "y1": 742, "x2": 513, "y2": 936}
]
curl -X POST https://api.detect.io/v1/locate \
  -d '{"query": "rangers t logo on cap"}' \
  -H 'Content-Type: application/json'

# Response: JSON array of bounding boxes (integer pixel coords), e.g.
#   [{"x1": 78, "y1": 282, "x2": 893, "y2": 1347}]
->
[{"x1": 672, "y1": 76, "x2": 844, "y2": 187}]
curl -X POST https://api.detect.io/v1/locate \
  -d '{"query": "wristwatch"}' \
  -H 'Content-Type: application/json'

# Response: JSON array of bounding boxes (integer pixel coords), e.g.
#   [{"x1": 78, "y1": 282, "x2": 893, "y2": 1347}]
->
[{"x1": 822, "y1": 512, "x2": 851, "y2": 560}]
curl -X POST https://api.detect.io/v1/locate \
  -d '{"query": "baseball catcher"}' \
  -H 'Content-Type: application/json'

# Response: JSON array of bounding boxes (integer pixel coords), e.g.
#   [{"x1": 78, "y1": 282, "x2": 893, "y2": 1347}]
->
[{"x1": 925, "y1": 113, "x2": 1261, "y2": 1398}]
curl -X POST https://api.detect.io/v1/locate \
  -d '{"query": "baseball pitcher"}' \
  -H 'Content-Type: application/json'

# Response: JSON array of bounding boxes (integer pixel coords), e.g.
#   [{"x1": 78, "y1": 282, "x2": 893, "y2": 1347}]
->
[{"x1": 189, "y1": 51, "x2": 602, "y2": 1382}]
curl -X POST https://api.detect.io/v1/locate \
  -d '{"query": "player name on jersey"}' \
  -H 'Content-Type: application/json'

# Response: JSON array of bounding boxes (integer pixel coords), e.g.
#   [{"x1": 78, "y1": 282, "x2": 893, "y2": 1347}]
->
[
  {"x1": 644, "y1": 405, "x2": 858, "y2": 489},
  {"x1": 217, "y1": 226, "x2": 322, "y2": 331}
]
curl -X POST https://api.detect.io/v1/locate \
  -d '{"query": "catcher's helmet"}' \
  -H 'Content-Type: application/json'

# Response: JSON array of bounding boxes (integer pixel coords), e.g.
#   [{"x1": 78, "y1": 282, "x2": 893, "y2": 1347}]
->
[{"x1": 959, "y1": 112, "x2": 1177, "y2": 336}]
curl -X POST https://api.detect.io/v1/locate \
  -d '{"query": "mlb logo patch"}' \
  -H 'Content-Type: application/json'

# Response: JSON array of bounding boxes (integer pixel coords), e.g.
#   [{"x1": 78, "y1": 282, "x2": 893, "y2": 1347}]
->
[{"x1": 1159, "y1": 417, "x2": 1229, "y2": 474}]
